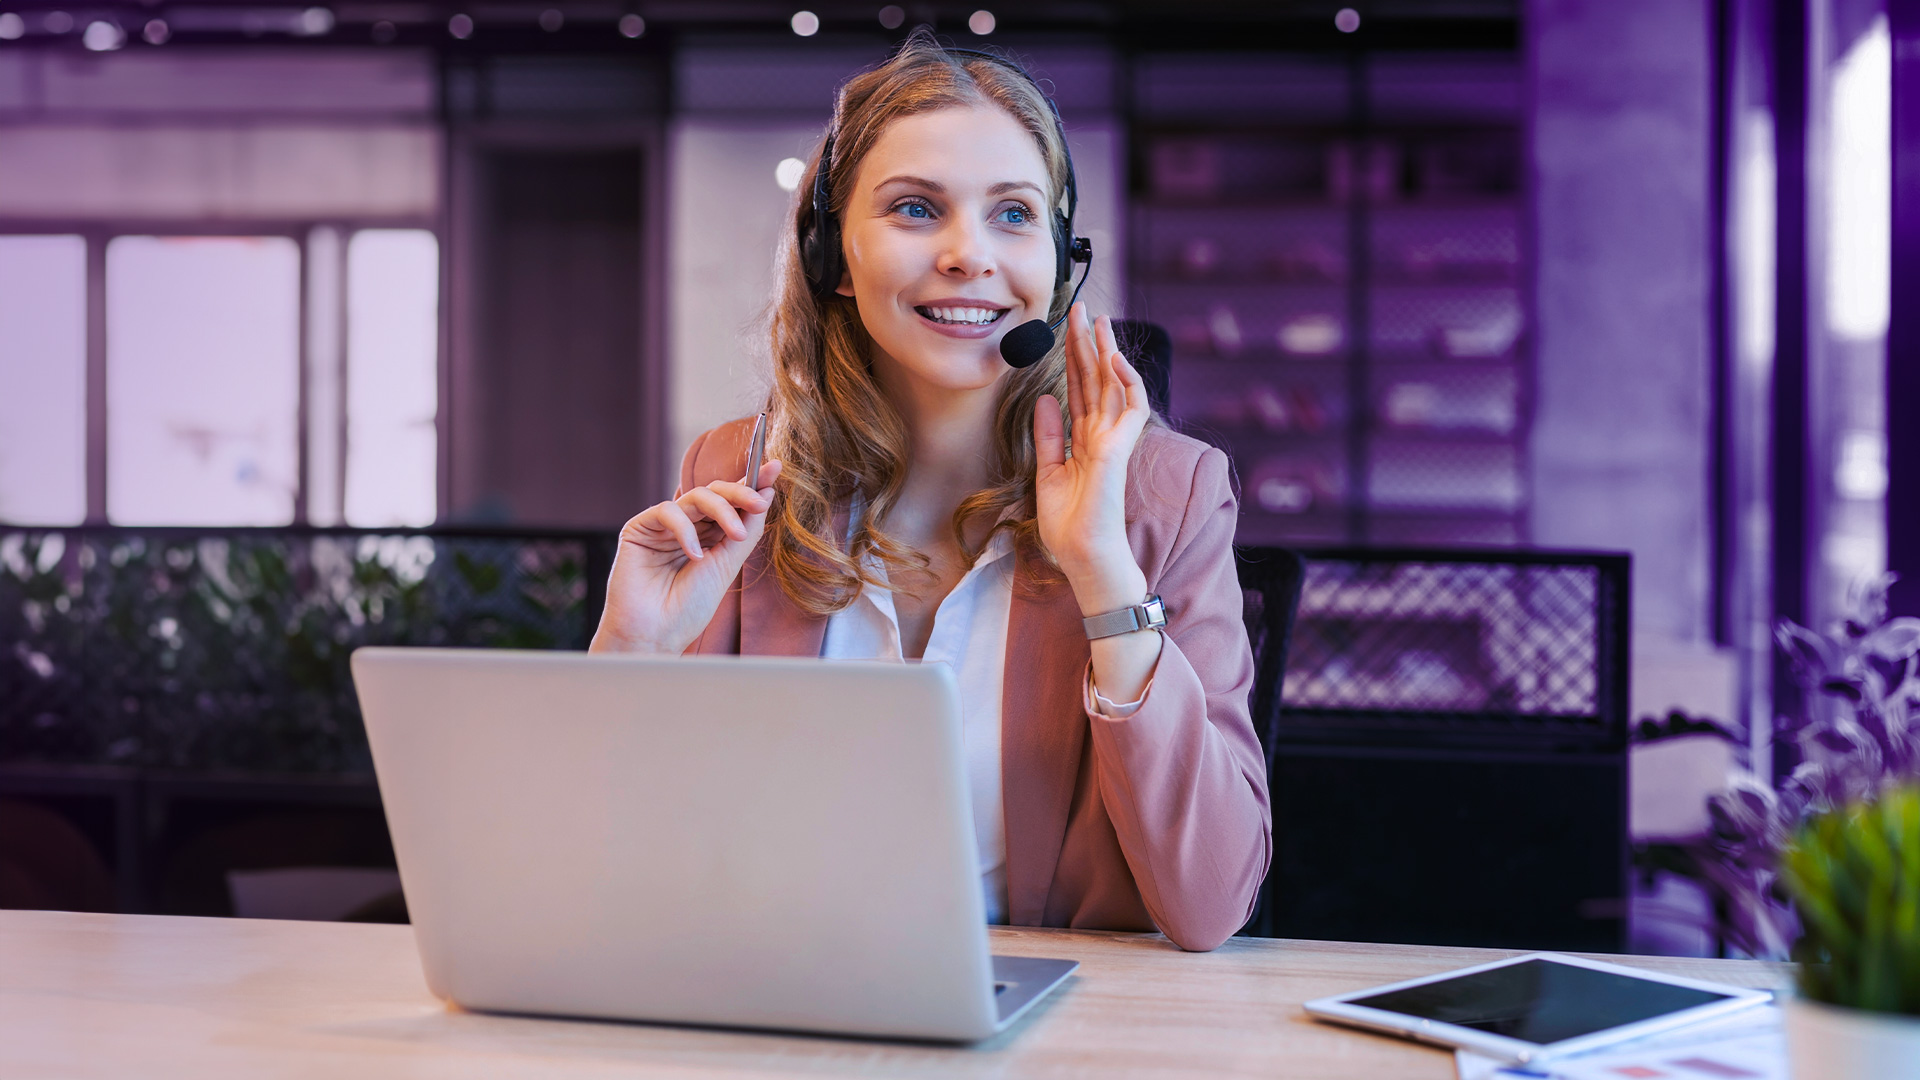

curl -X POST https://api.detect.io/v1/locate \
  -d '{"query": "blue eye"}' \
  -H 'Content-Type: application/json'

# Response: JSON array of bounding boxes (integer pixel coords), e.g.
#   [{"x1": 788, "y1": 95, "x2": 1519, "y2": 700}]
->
[
  {"x1": 893, "y1": 200, "x2": 932, "y2": 220},
  {"x1": 996, "y1": 202, "x2": 1038, "y2": 226}
]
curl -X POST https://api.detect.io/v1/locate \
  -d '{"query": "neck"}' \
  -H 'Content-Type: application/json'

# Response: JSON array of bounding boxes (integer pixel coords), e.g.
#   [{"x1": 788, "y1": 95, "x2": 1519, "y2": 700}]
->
[{"x1": 874, "y1": 361, "x2": 1001, "y2": 512}]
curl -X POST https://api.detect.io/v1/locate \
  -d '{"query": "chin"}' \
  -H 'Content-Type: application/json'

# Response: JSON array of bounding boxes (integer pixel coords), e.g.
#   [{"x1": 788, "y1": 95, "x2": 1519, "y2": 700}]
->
[{"x1": 918, "y1": 339, "x2": 1011, "y2": 390}]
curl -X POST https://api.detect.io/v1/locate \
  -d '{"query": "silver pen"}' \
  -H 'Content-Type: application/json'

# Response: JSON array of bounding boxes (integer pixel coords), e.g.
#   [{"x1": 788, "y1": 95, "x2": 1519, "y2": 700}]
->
[{"x1": 743, "y1": 412, "x2": 768, "y2": 488}]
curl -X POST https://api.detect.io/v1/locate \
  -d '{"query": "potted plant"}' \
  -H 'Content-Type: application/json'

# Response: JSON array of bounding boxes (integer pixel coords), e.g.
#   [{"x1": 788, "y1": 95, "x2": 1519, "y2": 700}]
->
[
  {"x1": 1633, "y1": 573, "x2": 1920, "y2": 958},
  {"x1": 1778, "y1": 784, "x2": 1920, "y2": 1079}
]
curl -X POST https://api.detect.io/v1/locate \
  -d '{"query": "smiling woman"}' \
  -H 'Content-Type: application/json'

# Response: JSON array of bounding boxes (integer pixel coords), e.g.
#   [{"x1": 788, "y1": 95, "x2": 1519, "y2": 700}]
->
[{"x1": 590, "y1": 31, "x2": 1267, "y2": 952}]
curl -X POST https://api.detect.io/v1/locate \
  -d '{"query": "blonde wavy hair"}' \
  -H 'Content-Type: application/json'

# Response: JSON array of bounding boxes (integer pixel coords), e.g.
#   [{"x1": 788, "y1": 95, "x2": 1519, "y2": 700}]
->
[{"x1": 761, "y1": 31, "x2": 1076, "y2": 616}]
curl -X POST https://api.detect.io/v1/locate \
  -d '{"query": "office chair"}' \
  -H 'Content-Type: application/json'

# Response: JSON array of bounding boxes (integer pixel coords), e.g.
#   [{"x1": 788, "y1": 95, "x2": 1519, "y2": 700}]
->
[{"x1": 1231, "y1": 545, "x2": 1306, "y2": 939}]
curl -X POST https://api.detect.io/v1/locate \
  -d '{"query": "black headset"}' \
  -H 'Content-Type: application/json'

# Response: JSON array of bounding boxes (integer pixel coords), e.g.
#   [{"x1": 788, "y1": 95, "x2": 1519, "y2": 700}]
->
[{"x1": 798, "y1": 46, "x2": 1095, "y2": 368}]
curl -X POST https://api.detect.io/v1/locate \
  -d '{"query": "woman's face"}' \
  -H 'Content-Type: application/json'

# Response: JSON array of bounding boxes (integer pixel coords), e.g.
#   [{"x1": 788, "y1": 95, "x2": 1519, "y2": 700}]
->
[{"x1": 836, "y1": 102, "x2": 1057, "y2": 398}]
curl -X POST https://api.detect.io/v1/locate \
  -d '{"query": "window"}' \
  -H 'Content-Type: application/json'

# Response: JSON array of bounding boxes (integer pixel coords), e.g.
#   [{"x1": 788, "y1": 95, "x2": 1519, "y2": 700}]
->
[
  {"x1": 0, "y1": 236, "x2": 87, "y2": 526},
  {"x1": 0, "y1": 227, "x2": 440, "y2": 528},
  {"x1": 106, "y1": 236, "x2": 302, "y2": 526},
  {"x1": 345, "y1": 229, "x2": 439, "y2": 527}
]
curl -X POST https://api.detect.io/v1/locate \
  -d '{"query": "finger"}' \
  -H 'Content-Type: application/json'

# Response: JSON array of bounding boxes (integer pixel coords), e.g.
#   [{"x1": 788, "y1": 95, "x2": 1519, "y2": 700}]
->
[
  {"x1": 1094, "y1": 315, "x2": 1127, "y2": 419},
  {"x1": 1062, "y1": 304, "x2": 1087, "y2": 422},
  {"x1": 681, "y1": 487, "x2": 748, "y2": 541},
  {"x1": 1071, "y1": 304, "x2": 1102, "y2": 421},
  {"x1": 1034, "y1": 393, "x2": 1066, "y2": 471},
  {"x1": 1111, "y1": 347, "x2": 1149, "y2": 416},
  {"x1": 630, "y1": 502, "x2": 705, "y2": 561},
  {"x1": 754, "y1": 458, "x2": 784, "y2": 497},
  {"x1": 704, "y1": 478, "x2": 771, "y2": 517}
]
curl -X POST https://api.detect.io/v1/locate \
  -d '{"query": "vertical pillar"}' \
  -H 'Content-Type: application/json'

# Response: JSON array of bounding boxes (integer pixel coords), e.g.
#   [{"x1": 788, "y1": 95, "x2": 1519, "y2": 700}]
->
[
  {"x1": 1889, "y1": 0, "x2": 1920, "y2": 614},
  {"x1": 1771, "y1": 0, "x2": 1811, "y2": 636},
  {"x1": 1529, "y1": 0, "x2": 1714, "y2": 643}
]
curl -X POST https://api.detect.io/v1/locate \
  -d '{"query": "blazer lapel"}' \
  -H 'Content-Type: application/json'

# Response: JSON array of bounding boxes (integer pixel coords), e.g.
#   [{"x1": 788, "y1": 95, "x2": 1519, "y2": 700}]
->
[{"x1": 1001, "y1": 539, "x2": 1092, "y2": 926}]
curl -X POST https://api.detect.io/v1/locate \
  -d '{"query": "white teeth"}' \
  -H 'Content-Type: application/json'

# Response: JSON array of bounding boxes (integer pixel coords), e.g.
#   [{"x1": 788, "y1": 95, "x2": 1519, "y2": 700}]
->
[{"x1": 920, "y1": 306, "x2": 1004, "y2": 325}]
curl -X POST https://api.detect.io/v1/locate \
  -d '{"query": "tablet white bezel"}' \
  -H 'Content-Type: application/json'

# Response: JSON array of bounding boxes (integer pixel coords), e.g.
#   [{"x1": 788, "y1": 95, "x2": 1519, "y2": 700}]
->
[{"x1": 1302, "y1": 952, "x2": 1774, "y2": 1065}]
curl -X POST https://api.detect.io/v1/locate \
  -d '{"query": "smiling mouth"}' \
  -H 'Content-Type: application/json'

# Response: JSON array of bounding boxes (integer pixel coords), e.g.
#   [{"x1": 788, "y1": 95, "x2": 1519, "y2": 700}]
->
[{"x1": 915, "y1": 305, "x2": 1009, "y2": 326}]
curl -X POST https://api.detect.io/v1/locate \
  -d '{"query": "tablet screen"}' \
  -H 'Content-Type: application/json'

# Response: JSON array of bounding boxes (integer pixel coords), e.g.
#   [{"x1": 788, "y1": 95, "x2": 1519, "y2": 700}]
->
[{"x1": 1349, "y1": 958, "x2": 1736, "y2": 1046}]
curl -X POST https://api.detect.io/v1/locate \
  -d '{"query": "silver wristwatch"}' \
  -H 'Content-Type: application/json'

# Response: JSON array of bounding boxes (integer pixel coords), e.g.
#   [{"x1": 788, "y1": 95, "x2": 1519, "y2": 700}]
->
[{"x1": 1082, "y1": 594, "x2": 1167, "y2": 640}]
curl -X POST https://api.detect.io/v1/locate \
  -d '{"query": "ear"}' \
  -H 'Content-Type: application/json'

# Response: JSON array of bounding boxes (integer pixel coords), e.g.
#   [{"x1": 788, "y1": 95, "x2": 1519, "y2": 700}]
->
[{"x1": 834, "y1": 256, "x2": 855, "y2": 298}]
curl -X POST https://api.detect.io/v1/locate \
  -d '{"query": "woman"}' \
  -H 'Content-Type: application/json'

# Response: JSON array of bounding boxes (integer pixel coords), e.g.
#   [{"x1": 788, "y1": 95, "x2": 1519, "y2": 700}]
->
[{"x1": 590, "y1": 33, "x2": 1266, "y2": 952}]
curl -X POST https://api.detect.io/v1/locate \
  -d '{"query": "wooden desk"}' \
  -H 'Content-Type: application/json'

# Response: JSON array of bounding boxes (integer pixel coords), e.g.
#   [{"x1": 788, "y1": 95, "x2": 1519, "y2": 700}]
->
[{"x1": 0, "y1": 910, "x2": 1788, "y2": 1078}]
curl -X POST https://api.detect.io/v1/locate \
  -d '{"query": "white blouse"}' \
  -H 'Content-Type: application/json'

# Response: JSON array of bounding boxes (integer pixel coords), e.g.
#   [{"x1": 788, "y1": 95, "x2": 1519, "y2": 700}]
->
[
  {"x1": 820, "y1": 530, "x2": 1017, "y2": 922},
  {"x1": 819, "y1": 528, "x2": 1151, "y2": 925}
]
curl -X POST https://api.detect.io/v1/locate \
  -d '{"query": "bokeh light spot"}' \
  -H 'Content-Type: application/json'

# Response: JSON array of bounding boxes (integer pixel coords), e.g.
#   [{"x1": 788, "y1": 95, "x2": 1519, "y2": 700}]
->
[{"x1": 775, "y1": 157, "x2": 806, "y2": 192}]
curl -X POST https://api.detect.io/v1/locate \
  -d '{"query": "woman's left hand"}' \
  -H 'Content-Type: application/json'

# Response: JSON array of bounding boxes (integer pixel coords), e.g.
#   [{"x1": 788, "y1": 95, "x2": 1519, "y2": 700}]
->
[{"x1": 1034, "y1": 303, "x2": 1152, "y2": 616}]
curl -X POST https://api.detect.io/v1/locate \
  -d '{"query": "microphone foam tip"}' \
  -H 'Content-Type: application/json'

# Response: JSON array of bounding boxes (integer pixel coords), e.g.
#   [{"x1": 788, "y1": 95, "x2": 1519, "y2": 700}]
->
[{"x1": 999, "y1": 320, "x2": 1055, "y2": 369}]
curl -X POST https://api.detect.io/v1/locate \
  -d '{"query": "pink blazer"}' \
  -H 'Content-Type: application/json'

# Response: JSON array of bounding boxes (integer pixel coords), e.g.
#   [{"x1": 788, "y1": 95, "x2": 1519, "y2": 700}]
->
[{"x1": 676, "y1": 417, "x2": 1269, "y2": 951}]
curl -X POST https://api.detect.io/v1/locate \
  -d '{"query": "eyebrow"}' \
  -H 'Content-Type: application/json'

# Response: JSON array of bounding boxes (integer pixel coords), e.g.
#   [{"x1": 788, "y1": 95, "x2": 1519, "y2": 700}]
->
[{"x1": 873, "y1": 175, "x2": 1047, "y2": 198}]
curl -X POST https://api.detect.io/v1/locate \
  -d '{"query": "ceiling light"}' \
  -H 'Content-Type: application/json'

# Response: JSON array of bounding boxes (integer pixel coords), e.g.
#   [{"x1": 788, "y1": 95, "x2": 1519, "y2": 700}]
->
[
  {"x1": 877, "y1": 5, "x2": 903, "y2": 29},
  {"x1": 0, "y1": 13, "x2": 24, "y2": 39},
  {"x1": 791, "y1": 10, "x2": 819, "y2": 36},
  {"x1": 448, "y1": 12, "x2": 472, "y2": 37},
  {"x1": 82, "y1": 19, "x2": 122, "y2": 49},
  {"x1": 43, "y1": 10, "x2": 73, "y2": 33},
  {"x1": 967, "y1": 9, "x2": 994, "y2": 34},
  {"x1": 370, "y1": 18, "x2": 395, "y2": 42},
  {"x1": 539, "y1": 8, "x2": 563, "y2": 31},
  {"x1": 300, "y1": 7, "x2": 334, "y2": 35},
  {"x1": 618, "y1": 13, "x2": 644, "y2": 37},
  {"x1": 1335, "y1": 8, "x2": 1360, "y2": 32},
  {"x1": 142, "y1": 17, "x2": 168, "y2": 43}
]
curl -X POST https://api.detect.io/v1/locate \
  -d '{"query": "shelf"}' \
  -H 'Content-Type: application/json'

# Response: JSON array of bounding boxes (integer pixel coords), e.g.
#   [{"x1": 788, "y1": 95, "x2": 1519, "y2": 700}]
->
[
  {"x1": 1371, "y1": 351, "x2": 1520, "y2": 371},
  {"x1": 1369, "y1": 428, "x2": 1519, "y2": 445},
  {"x1": 1133, "y1": 270, "x2": 1348, "y2": 288},
  {"x1": 1182, "y1": 425, "x2": 1347, "y2": 445},
  {"x1": 1170, "y1": 348, "x2": 1352, "y2": 367},
  {"x1": 1134, "y1": 194, "x2": 1523, "y2": 213},
  {"x1": 1367, "y1": 270, "x2": 1519, "y2": 288}
]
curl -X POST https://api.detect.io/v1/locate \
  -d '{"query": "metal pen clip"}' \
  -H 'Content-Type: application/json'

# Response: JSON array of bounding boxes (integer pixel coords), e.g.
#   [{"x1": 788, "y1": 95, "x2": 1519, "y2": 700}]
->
[{"x1": 743, "y1": 412, "x2": 768, "y2": 488}]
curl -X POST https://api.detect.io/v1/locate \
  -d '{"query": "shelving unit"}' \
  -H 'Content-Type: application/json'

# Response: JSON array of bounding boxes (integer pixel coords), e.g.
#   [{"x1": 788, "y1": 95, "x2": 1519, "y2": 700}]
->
[{"x1": 1128, "y1": 51, "x2": 1526, "y2": 547}]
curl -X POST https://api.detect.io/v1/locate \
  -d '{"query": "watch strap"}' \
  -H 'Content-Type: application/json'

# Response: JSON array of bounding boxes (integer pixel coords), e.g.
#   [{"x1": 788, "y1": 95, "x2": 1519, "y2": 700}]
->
[{"x1": 1082, "y1": 594, "x2": 1167, "y2": 640}]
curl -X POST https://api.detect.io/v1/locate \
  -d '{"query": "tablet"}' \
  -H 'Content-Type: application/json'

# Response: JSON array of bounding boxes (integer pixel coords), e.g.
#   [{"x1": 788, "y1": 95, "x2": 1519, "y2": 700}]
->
[{"x1": 1303, "y1": 952, "x2": 1773, "y2": 1065}]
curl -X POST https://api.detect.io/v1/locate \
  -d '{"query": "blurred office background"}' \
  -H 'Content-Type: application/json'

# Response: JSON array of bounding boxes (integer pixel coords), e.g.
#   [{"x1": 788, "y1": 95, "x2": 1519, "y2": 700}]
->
[{"x1": 0, "y1": 0, "x2": 1909, "y2": 952}]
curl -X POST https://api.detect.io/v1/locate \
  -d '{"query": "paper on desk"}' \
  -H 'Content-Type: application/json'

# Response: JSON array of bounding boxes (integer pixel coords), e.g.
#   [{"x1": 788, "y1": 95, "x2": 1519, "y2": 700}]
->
[{"x1": 1454, "y1": 1006, "x2": 1784, "y2": 1080}]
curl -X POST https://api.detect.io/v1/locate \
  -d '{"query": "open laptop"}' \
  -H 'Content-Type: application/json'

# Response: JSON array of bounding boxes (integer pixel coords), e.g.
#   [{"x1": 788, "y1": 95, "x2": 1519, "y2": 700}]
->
[{"x1": 350, "y1": 647, "x2": 1077, "y2": 1042}]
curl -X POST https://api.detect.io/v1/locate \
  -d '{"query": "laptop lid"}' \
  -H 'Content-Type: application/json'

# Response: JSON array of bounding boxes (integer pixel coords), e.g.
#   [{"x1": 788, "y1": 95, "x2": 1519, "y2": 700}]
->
[{"x1": 352, "y1": 647, "x2": 1004, "y2": 1042}]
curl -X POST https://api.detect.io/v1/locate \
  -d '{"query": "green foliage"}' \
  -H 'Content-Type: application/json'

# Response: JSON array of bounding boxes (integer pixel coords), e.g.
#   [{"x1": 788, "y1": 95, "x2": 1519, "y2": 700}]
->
[
  {"x1": 0, "y1": 530, "x2": 600, "y2": 776},
  {"x1": 1780, "y1": 784, "x2": 1920, "y2": 1014}
]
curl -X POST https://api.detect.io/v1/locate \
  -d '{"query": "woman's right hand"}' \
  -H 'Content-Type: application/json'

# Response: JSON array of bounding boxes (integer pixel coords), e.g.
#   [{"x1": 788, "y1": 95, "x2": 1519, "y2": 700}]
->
[{"x1": 589, "y1": 460, "x2": 782, "y2": 655}]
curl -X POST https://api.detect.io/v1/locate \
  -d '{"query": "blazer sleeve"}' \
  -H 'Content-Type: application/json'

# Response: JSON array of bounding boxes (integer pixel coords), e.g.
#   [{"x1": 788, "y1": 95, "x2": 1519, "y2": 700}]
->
[
  {"x1": 675, "y1": 428, "x2": 714, "y2": 499},
  {"x1": 1083, "y1": 446, "x2": 1269, "y2": 951}
]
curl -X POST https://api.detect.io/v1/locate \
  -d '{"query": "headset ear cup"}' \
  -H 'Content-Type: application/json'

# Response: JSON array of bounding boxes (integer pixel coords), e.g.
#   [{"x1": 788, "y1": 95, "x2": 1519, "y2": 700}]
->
[
  {"x1": 1053, "y1": 210, "x2": 1071, "y2": 287},
  {"x1": 802, "y1": 141, "x2": 842, "y2": 300},
  {"x1": 818, "y1": 216, "x2": 842, "y2": 298},
  {"x1": 800, "y1": 215, "x2": 821, "y2": 293},
  {"x1": 804, "y1": 215, "x2": 842, "y2": 299}
]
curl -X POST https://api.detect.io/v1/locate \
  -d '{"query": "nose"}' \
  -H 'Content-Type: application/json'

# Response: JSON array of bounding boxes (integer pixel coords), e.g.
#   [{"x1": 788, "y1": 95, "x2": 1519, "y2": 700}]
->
[{"x1": 935, "y1": 217, "x2": 994, "y2": 279}]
